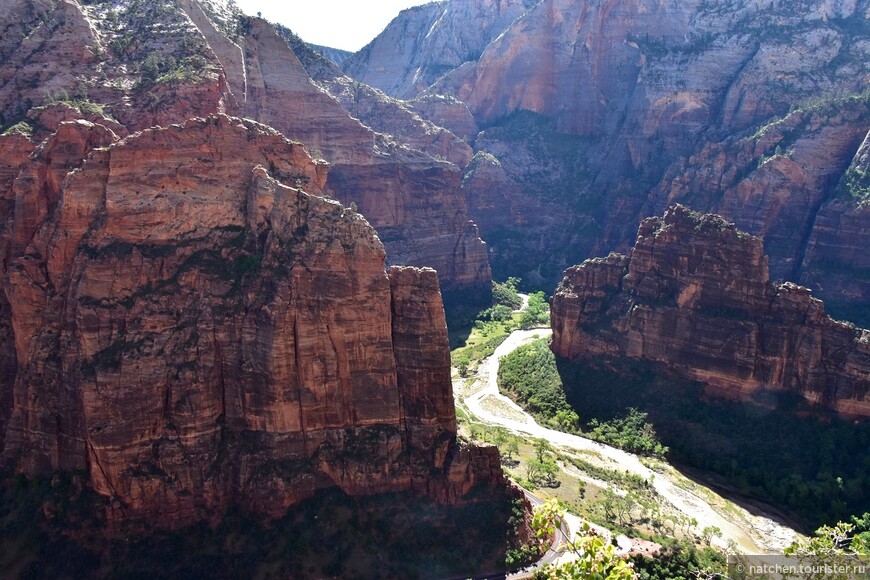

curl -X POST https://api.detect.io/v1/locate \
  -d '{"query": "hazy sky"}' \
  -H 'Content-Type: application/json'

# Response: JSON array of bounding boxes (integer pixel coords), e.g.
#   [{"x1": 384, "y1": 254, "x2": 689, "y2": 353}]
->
[{"x1": 233, "y1": 1, "x2": 435, "y2": 52}]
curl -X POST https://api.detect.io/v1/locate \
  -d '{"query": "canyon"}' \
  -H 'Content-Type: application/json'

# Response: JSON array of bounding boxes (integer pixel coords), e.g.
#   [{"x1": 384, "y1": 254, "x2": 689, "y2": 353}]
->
[
  {"x1": 0, "y1": 0, "x2": 869, "y2": 574},
  {"x1": 550, "y1": 205, "x2": 870, "y2": 417},
  {"x1": 347, "y1": 0, "x2": 870, "y2": 320}
]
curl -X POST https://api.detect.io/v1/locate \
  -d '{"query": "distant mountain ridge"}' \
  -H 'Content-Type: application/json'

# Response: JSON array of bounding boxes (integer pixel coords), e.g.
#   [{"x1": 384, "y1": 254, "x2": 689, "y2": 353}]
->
[
  {"x1": 342, "y1": 0, "x2": 538, "y2": 99},
  {"x1": 306, "y1": 42, "x2": 352, "y2": 66}
]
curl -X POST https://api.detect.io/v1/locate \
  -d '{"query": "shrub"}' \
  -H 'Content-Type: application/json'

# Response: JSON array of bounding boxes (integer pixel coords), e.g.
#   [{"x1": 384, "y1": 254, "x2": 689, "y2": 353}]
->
[
  {"x1": 519, "y1": 292, "x2": 549, "y2": 328},
  {"x1": 492, "y1": 277, "x2": 522, "y2": 309}
]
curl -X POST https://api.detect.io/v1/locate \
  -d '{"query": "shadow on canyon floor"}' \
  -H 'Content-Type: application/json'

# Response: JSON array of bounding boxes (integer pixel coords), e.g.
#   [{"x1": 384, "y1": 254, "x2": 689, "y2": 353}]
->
[
  {"x1": 556, "y1": 357, "x2": 870, "y2": 532},
  {"x1": 0, "y1": 478, "x2": 522, "y2": 580}
]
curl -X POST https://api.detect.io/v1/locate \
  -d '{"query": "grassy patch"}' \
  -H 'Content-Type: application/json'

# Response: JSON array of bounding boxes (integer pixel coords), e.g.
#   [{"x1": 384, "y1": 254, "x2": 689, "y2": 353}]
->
[{"x1": 1, "y1": 121, "x2": 33, "y2": 137}]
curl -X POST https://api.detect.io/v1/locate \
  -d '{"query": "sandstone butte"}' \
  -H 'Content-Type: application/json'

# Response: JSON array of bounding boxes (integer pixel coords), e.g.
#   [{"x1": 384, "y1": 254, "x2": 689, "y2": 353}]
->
[
  {"x1": 0, "y1": 114, "x2": 505, "y2": 529},
  {"x1": 551, "y1": 205, "x2": 870, "y2": 418},
  {"x1": 0, "y1": 0, "x2": 490, "y2": 302}
]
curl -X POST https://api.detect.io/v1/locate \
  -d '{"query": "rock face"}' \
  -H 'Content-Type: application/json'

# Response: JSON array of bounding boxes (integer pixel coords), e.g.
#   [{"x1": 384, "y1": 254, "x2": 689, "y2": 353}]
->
[
  {"x1": 0, "y1": 0, "x2": 491, "y2": 302},
  {"x1": 279, "y1": 26, "x2": 473, "y2": 168},
  {"x1": 219, "y1": 15, "x2": 491, "y2": 301},
  {"x1": 0, "y1": 115, "x2": 503, "y2": 527},
  {"x1": 551, "y1": 205, "x2": 870, "y2": 418},
  {"x1": 649, "y1": 97, "x2": 870, "y2": 294},
  {"x1": 799, "y1": 128, "x2": 870, "y2": 322},
  {"x1": 342, "y1": 0, "x2": 539, "y2": 100}
]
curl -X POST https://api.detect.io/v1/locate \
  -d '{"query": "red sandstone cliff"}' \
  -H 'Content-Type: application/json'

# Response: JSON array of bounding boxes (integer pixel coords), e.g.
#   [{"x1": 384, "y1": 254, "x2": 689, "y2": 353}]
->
[
  {"x1": 551, "y1": 205, "x2": 870, "y2": 418},
  {"x1": 0, "y1": 0, "x2": 491, "y2": 300},
  {"x1": 233, "y1": 17, "x2": 490, "y2": 300},
  {"x1": 0, "y1": 115, "x2": 503, "y2": 527}
]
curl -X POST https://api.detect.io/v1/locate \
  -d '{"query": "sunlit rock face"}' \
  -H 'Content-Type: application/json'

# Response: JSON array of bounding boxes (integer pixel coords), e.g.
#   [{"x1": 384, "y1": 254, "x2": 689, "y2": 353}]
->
[
  {"x1": 345, "y1": 0, "x2": 870, "y2": 310},
  {"x1": 341, "y1": 0, "x2": 539, "y2": 100},
  {"x1": 0, "y1": 0, "x2": 491, "y2": 301},
  {"x1": 551, "y1": 205, "x2": 870, "y2": 418},
  {"x1": 0, "y1": 115, "x2": 504, "y2": 528}
]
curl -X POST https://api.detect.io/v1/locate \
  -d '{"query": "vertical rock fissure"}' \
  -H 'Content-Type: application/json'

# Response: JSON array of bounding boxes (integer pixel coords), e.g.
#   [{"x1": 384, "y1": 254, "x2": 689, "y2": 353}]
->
[
  {"x1": 291, "y1": 303, "x2": 308, "y2": 447},
  {"x1": 390, "y1": 286, "x2": 412, "y2": 450},
  {"x1": 87, "y1": 439, "x2": 117, "y2": 497}
]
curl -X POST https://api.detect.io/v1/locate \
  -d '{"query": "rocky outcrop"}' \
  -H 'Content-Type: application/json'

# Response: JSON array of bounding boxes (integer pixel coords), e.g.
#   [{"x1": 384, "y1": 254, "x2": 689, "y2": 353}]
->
[
  {"x1": 408, "y1": 94, "x2": 479, "y2": 143},
  {"x1": 0, "y1": 115, "x2": 503, "y2": 528},
  {"x1": 342, "y1": 0, "x2": 538, "y2": 100},
  {"x1": 650, "y1": 96, "x2": 870, "y2": 286},
  {"x1": 799, "y1": 129, "x2": 870, "y2": 322},
  {"x1": 277, "y1": 25, "x2": 473, "y2": 167},
  {"x1": 551, "y1": 205, "x2": 870, "y2": 418}
]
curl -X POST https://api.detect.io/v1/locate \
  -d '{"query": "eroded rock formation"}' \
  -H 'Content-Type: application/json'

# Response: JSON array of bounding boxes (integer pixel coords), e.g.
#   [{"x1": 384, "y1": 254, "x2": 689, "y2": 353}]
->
[
  {"x1": 0, "y1": 115, "x2": 503, "y2": 528},
  {"x1": 551, "y1": 205, "x2": 870, "y2": 417},
  {"x1": 0, "y1": 0, "x2": 491, "y2": 301}
]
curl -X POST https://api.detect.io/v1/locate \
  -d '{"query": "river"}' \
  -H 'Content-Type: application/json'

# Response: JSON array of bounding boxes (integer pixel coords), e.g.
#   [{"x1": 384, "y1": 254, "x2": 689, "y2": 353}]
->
[{"x1": 455, "y1": 327, "x2": 801, "y2": 555}]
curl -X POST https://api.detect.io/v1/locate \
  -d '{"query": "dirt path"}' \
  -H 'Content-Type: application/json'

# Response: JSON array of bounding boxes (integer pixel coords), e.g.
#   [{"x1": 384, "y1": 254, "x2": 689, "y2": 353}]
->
[{"x1": 458, "y1": 328, "x2": 800, "y2": 554}]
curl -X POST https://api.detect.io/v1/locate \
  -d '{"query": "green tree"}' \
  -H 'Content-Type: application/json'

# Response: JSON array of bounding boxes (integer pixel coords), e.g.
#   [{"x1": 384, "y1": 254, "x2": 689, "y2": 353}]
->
[
  {"x1": 534, "y1": 438, "x2": 553, "y2": 463},
  {"x1": 539, "y1": 460, "x2": 560, "y2": 487},
  {"x1": 493, "y1": 277, "x2": 522, "y2": 308},
  {"x1": 532, "y1": 499, "x2": 637, "y2": 579},
  {"x1": 588, "y1": 408, "x2": 668, "y2": 458},
  {"x1": 492, "y1": 427, "x2": 508, "y2": 448},
  {"x1": 527, "y1": 459, "x2": 543, "y2": 484},
  {"x1": 504, "y1": 438, "x2": 520, "y2": 463},
  {"x1": 520, "y1": 291, "x2": 549, "y2": 329},
  {"x1": 783, "y1": 519, "x2": 869, "y2": 579},
  {"x1": 478, "y1": 304, "x2": 514, "y2": 322},
  {"x1": 555, "y1": 409, "x2": 581, "y2": 432},
  {"x1": 701, "y1": 525, "x2": 722, "y2": 546}
]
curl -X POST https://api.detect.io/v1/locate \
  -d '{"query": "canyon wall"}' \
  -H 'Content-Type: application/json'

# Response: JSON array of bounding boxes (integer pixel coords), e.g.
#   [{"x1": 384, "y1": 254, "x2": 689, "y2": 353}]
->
[
  {"x1": 0, "y1": 0, "x2": 502, "y2": 529},
  {"x1": 342, "y1": 0, "x2": 539, "y2": 100},
  {"x1": 344, "y1": 0, "x2": 870, "y2": 313},
  {"x1": 196, "y1": 9, "x2": 490, "y2": 300},
  {"x1": 0, "y1": 115, "x2": 503, "y2": 528},
  {"x1": 551, "y1": 205, "x2": 870, "y2": 418},
  {"x1": 0, "y1": 0, "x2": 491, "y2": 301}
]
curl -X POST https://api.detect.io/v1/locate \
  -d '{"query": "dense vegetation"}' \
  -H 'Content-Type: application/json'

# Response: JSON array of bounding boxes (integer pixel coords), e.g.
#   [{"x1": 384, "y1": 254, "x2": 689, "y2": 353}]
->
[
  {"x1": 587, "y1": 409, "x2": 668, "y2": 458},
  {"x1": 0, "y1": 473, "x2": 521, "y2": 579},
  {"x1": 498, "y1": 340, "x2": 667, "y2": 458},
  {"x1": 450, "y1": 279, "x2": 549, "y2": 376},
  {"x1": 630, "y1": 537, "x2": 726, "y2": 580},
  {"x1": 492, "y1": 277, "x2": 523, "y2": 309},
  {"x1": 497, "y1": 339, "x2": 575, "y2": 424},
  {"x1": 557, "y1": 357, "x2": 870, "y2": 530}
]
